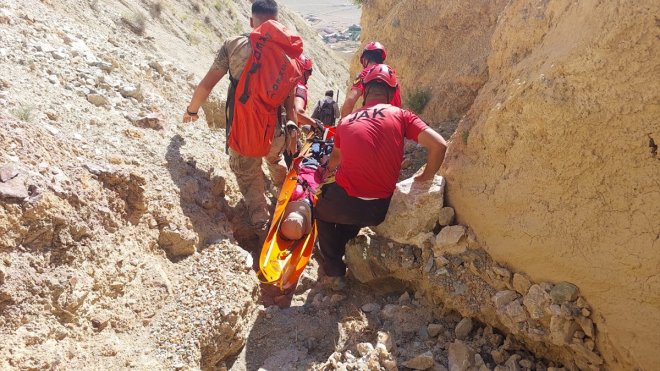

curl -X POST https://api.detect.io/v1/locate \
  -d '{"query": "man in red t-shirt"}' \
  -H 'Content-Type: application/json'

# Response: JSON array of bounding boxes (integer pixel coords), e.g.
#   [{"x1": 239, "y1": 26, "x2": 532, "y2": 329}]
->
[
  {"x1": 315, "y1": 65, "x2": 447, "y2": 288},
  {"x1": 340, "y1": 42, "x2": 402, "y2": 118}
]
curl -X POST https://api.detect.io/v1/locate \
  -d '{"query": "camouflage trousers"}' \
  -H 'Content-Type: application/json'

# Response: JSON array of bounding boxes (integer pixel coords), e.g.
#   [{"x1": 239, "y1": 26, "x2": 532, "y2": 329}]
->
[{"x1": 228, "y1": 132, "x2": 287, "y2": 227}]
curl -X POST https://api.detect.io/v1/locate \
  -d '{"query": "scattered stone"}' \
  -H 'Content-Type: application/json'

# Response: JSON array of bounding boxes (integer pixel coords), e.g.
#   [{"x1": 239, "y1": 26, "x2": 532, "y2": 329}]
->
[
  {"x1": 120, "y1": 84, "x2": 143, "y2": 101},
  {"x1": 134, "y1": 112, "x2": 165, "y2": 130},
  {"x1": 492, "y1": 266, "x2": 511, "y2": 280},
  {"x1": 576, "y1": 316, "x2": 594, "y2": 338},
  {"x1": 87, "y1": 93, "x2": 109, "y2": 107},
  {"x1": 377, "y1": 331, "x2": 394, "y2": 352},
  {"x1": 512, "y1": 273, "x2": 532, "y2": 295},
  {"x1": 493, "y1": 290, "x2": 518, "y2": 308},
  {"x1": 437, "y1": 206, "x2": 455, "y2": 226},
  {"x1": 491, "y1": 349, "x2": 507, "y2": 364},
  {"x1": 505, "y1": 354, "x2": 522, "y2": 371},
  {"x1": 550, "y1": 282, "x2": 579, "y2": 304},
  {"x1": 0, "y1": 170, "x2": 28, "y2": 200},
  {"x1": 523, "y1": 284, "x2": 552, "y2": 319},
  {"x1": 519, "y1": 358, "x2": 534, "y2": 369},
  {"x1": 148, "y1": 60, "x2": 165, "y2": 75},
  {"x1": 434, "y1": 225, "x2": 467, "y2": 255},
  {"x1": 427, "y1": 323, "x2": 443, "y2": 337},
  {"x1": 448, "y1": 340, "x2": 474, "y2": 371},
  {"x1": 455, "y1": 318, "x2": 473, "y2": 340},
  {"x1": 330, "y1": 294, "x2": 345, "y2": 304},
  {"x1": 356, "y1": 342, "x2": 373, "y2": 356},
  {"x1": 45, "y1": 109, "x2": 59, "y2": 121},
  {"x1": 402, "y1": 351, "x2": 434, "y2": 370},
  {"x1": 361, "y1": 303, "x2": 380, "y2": 313},
  {"x1": 549, "y1": 316, "x2": 580, "y2": 345},
  {"x1": 0, "y1": 164, "x2": 18, "y2": 183},
  {"x1": 380, "y1": 304, "x2": 398, "y2": 320},
  {"x1": 398, "y1": 291, "x2": 411, "y2": 305},
  {"x1": 158, "y1": 226, "x2": 198, "y2": 257}
]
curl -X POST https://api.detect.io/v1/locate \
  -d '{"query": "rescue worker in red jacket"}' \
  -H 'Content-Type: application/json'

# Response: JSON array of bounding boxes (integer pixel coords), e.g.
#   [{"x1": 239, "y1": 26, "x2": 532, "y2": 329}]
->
[
  {"x1": 182, "y1": 0, "x2": 296, "y2": 238},
  {"x1": 316, "y1": 64, "x2": 447, "y2": 289},
  {"x1": 340, "y1": 42, "x2": 402, "y2": 118}
]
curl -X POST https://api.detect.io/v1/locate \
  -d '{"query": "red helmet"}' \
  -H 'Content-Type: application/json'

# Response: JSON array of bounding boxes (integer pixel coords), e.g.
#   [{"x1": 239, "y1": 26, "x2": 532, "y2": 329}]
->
[
  {"x1": 360, "y1": 41, "x2": 387, "y2": 67},
  {"x1": 362, "y1": 64, "x2": 398, "y2": 88},
  {"x1": 297, "y1": 54, "x2": 313, "y2": 72}
]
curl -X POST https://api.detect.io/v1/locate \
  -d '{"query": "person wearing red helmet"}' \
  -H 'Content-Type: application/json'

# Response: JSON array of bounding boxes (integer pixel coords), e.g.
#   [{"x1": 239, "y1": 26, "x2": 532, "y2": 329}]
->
[
  {"x1": 284, "y1": 54, "x2": 324, "y2": 166},
  {"x1": 315, "y1": 64, "x2": 447, "y2": 289},
  {"x1": 340, "y1": 42, "x2": 402, "y2": 118}
]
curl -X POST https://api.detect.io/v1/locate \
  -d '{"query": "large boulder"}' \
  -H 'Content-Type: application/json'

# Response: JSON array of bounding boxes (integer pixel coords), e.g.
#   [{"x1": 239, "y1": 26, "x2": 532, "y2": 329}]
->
[
  {"x1": 374, "y1": 175, "x2": 445, "y2": 246},
  {"x1": 440, "y1": 1, "x2": 660, "y2": 369}
]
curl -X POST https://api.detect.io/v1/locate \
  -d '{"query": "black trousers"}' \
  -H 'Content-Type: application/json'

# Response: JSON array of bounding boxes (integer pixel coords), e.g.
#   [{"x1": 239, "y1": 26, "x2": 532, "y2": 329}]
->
[{"x1": 315, "y1": 182, "x2": 391, "y2": 277}]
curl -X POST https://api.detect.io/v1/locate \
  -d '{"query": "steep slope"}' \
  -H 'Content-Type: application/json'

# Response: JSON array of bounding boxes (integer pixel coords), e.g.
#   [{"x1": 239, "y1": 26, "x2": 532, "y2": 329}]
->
[
  {"x1": 0, "y1": 0, "x2": 347, "y2": 369},
  {"x1": 357, "y1": 0, "x2": 660, "y2": 370}
]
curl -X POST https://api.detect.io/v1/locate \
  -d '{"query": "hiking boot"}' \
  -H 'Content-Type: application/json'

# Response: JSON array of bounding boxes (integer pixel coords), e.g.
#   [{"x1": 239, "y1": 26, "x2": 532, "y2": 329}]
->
[{"x1": 320, "y1": 276, "x2": 347, "y2": 292}]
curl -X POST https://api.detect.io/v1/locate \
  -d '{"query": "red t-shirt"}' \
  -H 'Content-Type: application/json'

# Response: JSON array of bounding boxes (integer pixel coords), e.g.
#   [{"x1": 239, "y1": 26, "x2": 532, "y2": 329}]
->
[
  {"x1": 294, "y1": 82, "x2": 308, "y2": 110},
  {"x1": 352, "y1": 66, "x2": 402, "y2": 107},
  {"x1": 334, "y1": 102, "x2": 428, "y2": 198}
]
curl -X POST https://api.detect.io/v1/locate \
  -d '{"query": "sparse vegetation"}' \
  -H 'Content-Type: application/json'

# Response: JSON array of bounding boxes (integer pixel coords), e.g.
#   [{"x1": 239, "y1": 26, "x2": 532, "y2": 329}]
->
[
  {"x1": 461, "y1": 129, "x2": 469, "y2": 145},
  {"x1": 191, "y1": 1, "x2": 201, "y2": 13},
  {"x1": 12, "y1": 104, "x2": 35, "y2": 122},
  {"x1": 148, "y1": 1, "x2": 163, "y2": 18},
  {"x1": 406, "y1": 88, "x2": 431, "y2": 114},
  {"x1": 121, "y1": 11, "x2": 147, "y2": 36}
]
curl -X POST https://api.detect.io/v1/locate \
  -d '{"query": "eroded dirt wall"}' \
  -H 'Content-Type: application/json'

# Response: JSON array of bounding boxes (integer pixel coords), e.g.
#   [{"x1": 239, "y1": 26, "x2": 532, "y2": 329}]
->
[
  {"x1": 441, "y1": 1, "x2": 660, "y2": 369},
  {"x1": 359, "y1": 0, "x2": 660, "y2": 369},
  {"x1": 354, "y1": 0, "x2": 507, "y2": 124}
]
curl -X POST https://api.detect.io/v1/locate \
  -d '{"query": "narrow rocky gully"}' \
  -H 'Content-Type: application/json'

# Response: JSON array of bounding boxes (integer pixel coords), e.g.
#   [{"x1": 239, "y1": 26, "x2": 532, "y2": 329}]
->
[{"x1": 1, "y1": 0, "x2": 658, "y2": 371}]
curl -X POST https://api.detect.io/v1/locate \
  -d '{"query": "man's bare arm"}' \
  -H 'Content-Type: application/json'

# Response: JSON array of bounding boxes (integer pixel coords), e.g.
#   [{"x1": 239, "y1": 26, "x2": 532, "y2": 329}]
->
[
  {"x1": 183, "y1": 68, "x2": 225, "y2": 123},
  {"x1": 340, "y1": 88, "x2": 362, "y2": 118},
  {"x1": 414, "y1": 128, "x2": 448, "y2": 182},
  {"x1": 294, "y1": 96, "x2": 320, "y2": 129},
  {"x1": 327, "y1": 147, "x2": 342, "y2": 173}
]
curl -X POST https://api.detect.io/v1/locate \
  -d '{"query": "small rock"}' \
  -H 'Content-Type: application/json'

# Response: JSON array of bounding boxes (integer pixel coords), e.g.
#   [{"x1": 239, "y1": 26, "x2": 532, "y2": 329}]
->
[
  {"x1": 87, "y1": 93, "x2": 109, "y2": 107},
  {"x1": 398, "y1": 291, "x2": 411, "y2": 305},
  {"x1": 576, "y1": 316, "x2": 594, "y2": 338},
  {"x1": 356, "y1": 342, "x2": 374, "y2": 356},
  {"x1": 455, "y1": 318, "x2": 473, "y2": 340},
  {"x1": 361, "y1": 303, "x2": 380, "y2": 313},
  {"x1": 120, "y1": 84, "x2": 143, "y2": 101},
  {"x1": 492, "y1": 290, "x2": 518, "y2": 308},
  {"x1": 45, "y1": 109, "x2": 59, "y2": 121},
  {"x1": 448, "y1": 341, "x2": 474, "y2": 371},
  {"x1": 550, "y1": 282, "x2": 579, "y2": 304},
  {"x1": 505, "y1": 354, "x2": 521, "y2": 371},
  {"x1": 134, "y1": 112, "x2": 165, "y2": 130},
  {"x1": 330, "y1": 294, "x2": 345, "y2": 303},
  {"x1": 377, "y1": 331, "x2": 394, "y2": 351},
  {"x1": 381, "y1": 304, "x2": 398, "y2": 320},
  {"x1": 0, "y1": 164, "x2": 18, "y2": 182},
  {"x1": 428, "y1": 323, "x2": 443, "y2": 337},
  {"x1": 512, "y1": 273, "x2": 532, "y2": 295},
  {"x1": 523, "y1": 284, "x2": 552, "y2": 319},
  {"x1": 491, "y1": 349, "x2": 507, "y2": 364},
  {"x1": 436, "y1": 225, "x2": 466, "y2": 246},
  {"x1": 437, "y1": 207, "x2": 455, "y2": 226},
  {"x1": 402, "y1": 351, "x2": 434, "y2": 370},
  {"x1": 503, "y1": 299, "x2": 528, "y2": 323},
  {"x1": 519, "y1": 359, "x2": 534, "y2": 369},
  {"x1": 149, "y1": 60, "x2": 165, "y2": 75},
  {"x1": 492, "y1": 266, "x2": 511, "y2": 280}
]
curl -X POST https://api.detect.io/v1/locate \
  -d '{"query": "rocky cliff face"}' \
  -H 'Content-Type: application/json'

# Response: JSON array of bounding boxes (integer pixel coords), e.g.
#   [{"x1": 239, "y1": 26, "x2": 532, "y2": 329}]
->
[
  {"x1": 352, "y1": 0, "x2": 507, "y2": 125},
  {"x1": 359, "y1": 0, "x2": 660, "y2": 369}
]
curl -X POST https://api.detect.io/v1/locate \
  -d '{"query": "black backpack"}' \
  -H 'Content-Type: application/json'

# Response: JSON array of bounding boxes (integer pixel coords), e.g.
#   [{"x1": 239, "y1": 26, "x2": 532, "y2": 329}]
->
[{"x1": 313, "y1": 100, "x2": 336, "y2": 125}]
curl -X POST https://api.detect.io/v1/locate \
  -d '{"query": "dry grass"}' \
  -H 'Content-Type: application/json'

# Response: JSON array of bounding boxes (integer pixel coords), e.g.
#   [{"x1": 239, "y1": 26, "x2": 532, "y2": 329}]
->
[{"x1": 121, "y1": 11, "x2": 147, "y2": 36}]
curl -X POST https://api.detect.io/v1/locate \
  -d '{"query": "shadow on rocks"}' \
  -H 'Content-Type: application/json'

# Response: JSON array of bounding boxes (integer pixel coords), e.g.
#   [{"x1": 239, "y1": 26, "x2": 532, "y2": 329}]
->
[{"x1": 165, "y1": 134, "x2": 240, "y2": 251}]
